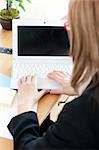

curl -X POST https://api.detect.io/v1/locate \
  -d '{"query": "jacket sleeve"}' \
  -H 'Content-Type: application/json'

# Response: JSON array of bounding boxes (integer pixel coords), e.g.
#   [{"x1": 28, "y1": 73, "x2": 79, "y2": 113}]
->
[{"x1": 8, "y1": 94, "x2": 98, "y2": 149}]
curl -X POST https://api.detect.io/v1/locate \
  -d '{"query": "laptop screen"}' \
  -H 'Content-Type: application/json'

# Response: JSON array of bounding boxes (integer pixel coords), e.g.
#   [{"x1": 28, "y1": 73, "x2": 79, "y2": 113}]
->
[{"x1": 18, "y1": 26, "x2": 70, "y2": 56}]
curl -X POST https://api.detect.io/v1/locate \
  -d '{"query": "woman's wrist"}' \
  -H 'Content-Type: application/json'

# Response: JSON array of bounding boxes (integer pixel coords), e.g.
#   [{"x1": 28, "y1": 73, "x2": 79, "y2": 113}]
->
[
  {"x1": 18, "y1": 102, "x2": 35, "y2": 114},
  {"x1": 69, "y1": 88, "x2": 78, "y2": 96},
  {"x1": 65, "y1": 86, "x2": 78, "y2": 96}
]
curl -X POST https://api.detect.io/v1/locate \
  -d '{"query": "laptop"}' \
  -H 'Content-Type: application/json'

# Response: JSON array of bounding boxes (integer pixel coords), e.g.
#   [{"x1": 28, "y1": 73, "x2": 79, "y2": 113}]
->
[{"x1": 11, "y1": 19, "x2": 73, "y2": 89}]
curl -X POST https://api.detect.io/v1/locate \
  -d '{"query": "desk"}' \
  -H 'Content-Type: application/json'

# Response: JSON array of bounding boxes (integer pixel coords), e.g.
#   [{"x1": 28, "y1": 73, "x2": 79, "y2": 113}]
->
[{"x1": 0, "y1": 25, "x2": 59, "y2": 150}]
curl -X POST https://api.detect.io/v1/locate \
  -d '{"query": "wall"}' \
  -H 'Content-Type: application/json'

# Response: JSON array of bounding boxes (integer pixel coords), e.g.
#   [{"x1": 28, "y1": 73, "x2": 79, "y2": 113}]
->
[{"x1": 0, "y1": 0, "x2": 70, "y2": 19}]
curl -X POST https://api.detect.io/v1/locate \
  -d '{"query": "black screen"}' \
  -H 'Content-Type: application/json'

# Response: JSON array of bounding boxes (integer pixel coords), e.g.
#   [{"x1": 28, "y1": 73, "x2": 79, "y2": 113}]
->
[{"x1": 18, "y1": 26, "x2": 70, "y2": 56}]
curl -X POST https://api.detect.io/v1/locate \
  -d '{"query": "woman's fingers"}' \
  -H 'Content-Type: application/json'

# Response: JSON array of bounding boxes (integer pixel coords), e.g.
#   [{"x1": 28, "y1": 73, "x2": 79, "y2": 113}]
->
[
  {"x1": 48, "y1": 71, "x2": 71, "y2": 85},
  {"x1": 31, "y1": 75, "x2": 37, "y2": 89},
  {"x1": 26, "y1": 75, "x2": 32, "y2": 83},
  {"x1": 18, "y1": 75, "x2": 37, "y2": 89},
  {"x1": 18, "y1": 76, "x2": 26, "y2": 88},
  {"x1": 21, "y1": 76, "x2": 27, "y2": 83},
  {"x1": 48, "y1": 73, "x2": 64, "y2": 85},
  {"x1": 48, "y1": 71, "x2": 71, "y2": 78},
  {"x1": 19, "y1": 75, "x2": 32, "y2": 84},
  {"x1": 18, "y1": 78, "x2": 22, "y2": 86},
  {"x1": 53, "y1": 70, "x2": 66, "y2": 77}
]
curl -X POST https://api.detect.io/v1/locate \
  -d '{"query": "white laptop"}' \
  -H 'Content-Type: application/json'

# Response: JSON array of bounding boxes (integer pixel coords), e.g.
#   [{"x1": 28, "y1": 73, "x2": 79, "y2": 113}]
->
[{"x1": 11, "y1": 19, "x2": 73, "y2": 89}]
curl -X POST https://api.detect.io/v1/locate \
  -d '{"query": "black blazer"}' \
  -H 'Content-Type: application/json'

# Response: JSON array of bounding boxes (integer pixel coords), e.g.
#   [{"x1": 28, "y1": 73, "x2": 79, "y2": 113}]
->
[{"x1": 8, "y1": 85, "x2": 99, "y2": 149}]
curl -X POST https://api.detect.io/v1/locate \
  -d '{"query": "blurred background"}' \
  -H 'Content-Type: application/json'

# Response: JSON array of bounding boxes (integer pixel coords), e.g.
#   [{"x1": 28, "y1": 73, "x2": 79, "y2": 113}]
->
[{"x1": 0, "y1": 0, "x2": 69, "y2": 20}]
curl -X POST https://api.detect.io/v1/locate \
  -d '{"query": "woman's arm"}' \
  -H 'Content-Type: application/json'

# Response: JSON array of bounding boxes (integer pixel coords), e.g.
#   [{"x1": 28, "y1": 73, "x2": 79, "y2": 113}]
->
[
  {"x1": 8, "y1": 111, "x2": 55, "y2": 149},
  {"x1": 8, "y1": 93, "x2": 96, "y2": 149}
]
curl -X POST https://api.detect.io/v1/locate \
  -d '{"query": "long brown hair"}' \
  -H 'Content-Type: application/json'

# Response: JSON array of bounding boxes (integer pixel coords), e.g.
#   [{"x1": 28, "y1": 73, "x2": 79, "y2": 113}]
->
[{"x1": 69, "y1": 0, "x2": 99, "y2": 93}]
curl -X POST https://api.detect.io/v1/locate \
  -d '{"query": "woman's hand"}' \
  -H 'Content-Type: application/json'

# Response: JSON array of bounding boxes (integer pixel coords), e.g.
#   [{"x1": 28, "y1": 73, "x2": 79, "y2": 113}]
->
[
  {"x1": 17, "y1": 75, "x2": 49, "y2": 114},
  {"x1": 48, "y1": 71, "x2": 77, "y2": 96}
]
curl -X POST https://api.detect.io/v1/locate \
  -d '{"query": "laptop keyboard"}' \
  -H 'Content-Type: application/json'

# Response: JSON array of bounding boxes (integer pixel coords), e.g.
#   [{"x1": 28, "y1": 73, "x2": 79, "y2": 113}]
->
[{"x1": 12, "y1": 61, "x2": 73, "y2": 80}]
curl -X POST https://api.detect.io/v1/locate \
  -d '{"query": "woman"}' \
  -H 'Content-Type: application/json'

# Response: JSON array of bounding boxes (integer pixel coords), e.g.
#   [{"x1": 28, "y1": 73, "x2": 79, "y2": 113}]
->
[{"x1": 8, "y1": 0, "x2": 99, "y2": 149}]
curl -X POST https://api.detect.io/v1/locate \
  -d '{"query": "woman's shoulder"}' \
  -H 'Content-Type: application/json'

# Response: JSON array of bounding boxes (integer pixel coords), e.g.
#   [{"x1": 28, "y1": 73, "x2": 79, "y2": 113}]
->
[
  {"x1": 56, "y1": 84, "x2": 99, "y2": 134},
  {"x1": 55, "y1": 84, "x2": 99, "y2": 148},
  {"x1": 60, "y1": 83, "x2": 99, "y2": 116}
]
